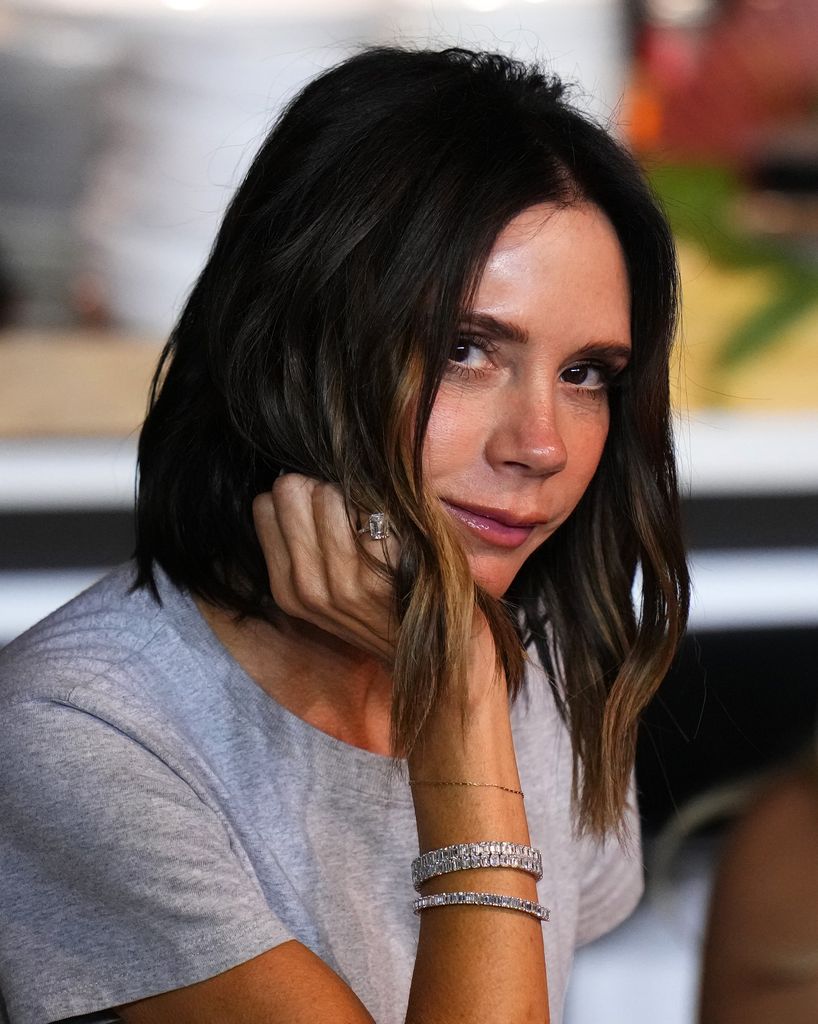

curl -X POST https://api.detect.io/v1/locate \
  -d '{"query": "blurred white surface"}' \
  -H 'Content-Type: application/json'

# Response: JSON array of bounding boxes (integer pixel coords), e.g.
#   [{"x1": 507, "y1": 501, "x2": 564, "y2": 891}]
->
[
  {"x1": 11, "y1": 0, "x2": 380, "y2": 14},
  {"x1": 5, "y1": 413, "x2": 816, "y2": 509},
  {"x1": 690, "y1": 549, "x2": 818, "y2": 631},
  {"x1": 675, "y1": 411, "x2": 818, "y2": 495},
  {"x1": 10, "y1": 0, "x2": 616, "y2": 18},
  {"x1": 565, "y1": 843, "x2": 714, "y2": 1024},
  {"x1": 4, "y1": 548, "x2": 813, "y2": 645},
  {"x1": 4, "y1": 0, "x2": 625, "y2": 332},
  {"x1": 0, "y1": 438, "x2": 137, "y2": 510},
  {"x1": 0, "y1": 568, "x2": 108, "y2": 645}
]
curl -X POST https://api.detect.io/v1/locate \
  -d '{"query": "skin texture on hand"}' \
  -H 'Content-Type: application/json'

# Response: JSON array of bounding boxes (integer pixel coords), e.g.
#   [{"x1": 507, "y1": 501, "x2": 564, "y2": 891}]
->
[{"x1": 252, "y1": 473, "x2": 401, "y2": 664}]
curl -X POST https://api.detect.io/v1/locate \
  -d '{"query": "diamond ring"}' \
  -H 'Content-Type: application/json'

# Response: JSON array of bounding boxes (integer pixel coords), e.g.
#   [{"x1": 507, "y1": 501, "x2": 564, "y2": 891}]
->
[{"x1": 357, "y1": 512, "x2": 390, "y2": 540}]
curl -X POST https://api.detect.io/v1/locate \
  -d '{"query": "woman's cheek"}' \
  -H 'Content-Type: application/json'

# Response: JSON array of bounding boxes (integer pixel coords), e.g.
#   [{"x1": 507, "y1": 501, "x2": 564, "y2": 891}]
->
[{"x1": 422, "y1": 390, "x2": 481, "y2": 483}]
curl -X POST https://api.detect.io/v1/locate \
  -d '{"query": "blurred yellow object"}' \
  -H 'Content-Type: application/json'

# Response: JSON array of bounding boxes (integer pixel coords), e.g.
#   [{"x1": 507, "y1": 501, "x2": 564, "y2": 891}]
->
[
  {"x1": 673, "y1": 242, "x2": 818, "y2": 412},
  {"x1": 0, "y1": 330, "x2": 162, "y2": 437},
  {"x1": 1, "y1": 257, "x2": 816, "y2": 440}
]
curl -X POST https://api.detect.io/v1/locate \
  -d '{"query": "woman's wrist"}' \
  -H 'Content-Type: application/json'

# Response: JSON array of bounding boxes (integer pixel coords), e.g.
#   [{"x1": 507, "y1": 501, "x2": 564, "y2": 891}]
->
[{"x1": 408, "y1": 676, "x2": 516, "y2": 771}]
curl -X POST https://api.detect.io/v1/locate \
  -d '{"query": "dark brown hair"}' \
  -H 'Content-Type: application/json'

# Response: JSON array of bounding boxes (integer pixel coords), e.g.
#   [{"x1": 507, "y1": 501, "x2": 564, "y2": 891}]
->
[{"x1": 135, "y1": 46, "x2": 689, "y2": 835}]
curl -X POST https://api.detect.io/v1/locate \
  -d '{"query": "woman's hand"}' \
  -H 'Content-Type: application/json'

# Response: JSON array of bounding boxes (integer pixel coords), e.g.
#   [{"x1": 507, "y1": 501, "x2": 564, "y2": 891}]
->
[{"x1": 252, "y1": 473, "x2": 401, "y2": 664}]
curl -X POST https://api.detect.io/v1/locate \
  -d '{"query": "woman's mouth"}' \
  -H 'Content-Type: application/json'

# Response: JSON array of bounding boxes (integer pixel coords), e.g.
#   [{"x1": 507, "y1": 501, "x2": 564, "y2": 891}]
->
[{"x1": 440, "y1": 499, "x2": 540, "y2": 549}]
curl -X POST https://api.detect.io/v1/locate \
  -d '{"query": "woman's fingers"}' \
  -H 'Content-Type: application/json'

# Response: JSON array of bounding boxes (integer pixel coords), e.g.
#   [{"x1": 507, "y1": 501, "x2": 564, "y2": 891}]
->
[
  {"x1": 251, "y1": 490, "x2": 292, "y2": 607},
  {"x1": 252, "y1": 474, "x2": 399, "y2": 661},
  {"x1": 252, "y1": 479, "x2": 316, "y2": 617},
  {"x1": 310, "y1": 483, "x2": 400, "y2": 652},
  {"x1": 271, "y1": 474, "x2": 330, "y2": 609}
]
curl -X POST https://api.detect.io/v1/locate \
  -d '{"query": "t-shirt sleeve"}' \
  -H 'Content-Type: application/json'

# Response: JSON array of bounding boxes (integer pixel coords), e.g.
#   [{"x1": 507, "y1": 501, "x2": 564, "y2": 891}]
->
[
  {"x1": 574, "y1": 774, "x2": 645, "y2": 947},
  {"x1": 0, "y1": 697, "x2": 293, "y2": 1024}
]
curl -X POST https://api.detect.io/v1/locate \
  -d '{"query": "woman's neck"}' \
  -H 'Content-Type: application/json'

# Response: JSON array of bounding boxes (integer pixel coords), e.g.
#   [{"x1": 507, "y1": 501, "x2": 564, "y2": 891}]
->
[{"x1": 195, "y1": 598, "x2": 395, "y2": 756}]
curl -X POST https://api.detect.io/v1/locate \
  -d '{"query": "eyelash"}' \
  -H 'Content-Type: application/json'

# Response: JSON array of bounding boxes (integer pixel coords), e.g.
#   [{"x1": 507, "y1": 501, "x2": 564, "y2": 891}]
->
[
  {"x1": 562, "y1": 361, "x2": 623, "y2": 397},
  {"x1": 445, "y1": 335, "x2": 497, "y2": 381},
  {"x1": 446, "y1": 336, "x2": 627, "y2": 394}
]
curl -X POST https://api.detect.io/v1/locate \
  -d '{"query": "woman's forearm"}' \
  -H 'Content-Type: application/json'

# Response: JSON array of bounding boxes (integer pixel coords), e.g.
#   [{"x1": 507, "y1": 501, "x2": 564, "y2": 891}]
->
[{"x1": 405, "y1": 676, "x2": 549, "y2": 1024}]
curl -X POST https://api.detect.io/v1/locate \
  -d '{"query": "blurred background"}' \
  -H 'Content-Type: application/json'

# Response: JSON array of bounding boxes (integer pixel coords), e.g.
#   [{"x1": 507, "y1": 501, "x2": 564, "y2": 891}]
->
[{"x1": 1, "y1": 0, "x2": 816, "y2": 1020}]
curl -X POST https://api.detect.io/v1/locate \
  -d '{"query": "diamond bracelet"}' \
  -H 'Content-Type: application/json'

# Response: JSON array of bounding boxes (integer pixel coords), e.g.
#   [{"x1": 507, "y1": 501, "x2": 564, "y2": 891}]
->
[
  {"x1": 412, "y1": 841, "x2": 543, "y2": 891},
  {"x1": 413, "y1": 890, "x2": 550, "y2": 922}
]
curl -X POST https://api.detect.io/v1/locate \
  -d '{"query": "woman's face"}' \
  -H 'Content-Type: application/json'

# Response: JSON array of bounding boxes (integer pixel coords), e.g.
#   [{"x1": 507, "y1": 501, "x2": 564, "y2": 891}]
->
[{"x1": 423, "y1": 201, "x2": 631, "y2": 598}]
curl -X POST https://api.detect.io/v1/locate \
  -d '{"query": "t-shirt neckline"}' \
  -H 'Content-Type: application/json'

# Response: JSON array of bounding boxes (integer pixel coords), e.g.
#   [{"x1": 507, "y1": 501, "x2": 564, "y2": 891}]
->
[{"x1": 152, "y1": 563, "x2": 414, "y2": 804}]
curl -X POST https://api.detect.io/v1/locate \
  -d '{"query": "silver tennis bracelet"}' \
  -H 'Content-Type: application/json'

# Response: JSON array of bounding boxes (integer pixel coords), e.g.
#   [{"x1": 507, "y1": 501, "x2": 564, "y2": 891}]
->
[
  {"x1": 411, "y1": 840, "x2": 549, "y2": 922},
  {"x1": 411, "y1": 840, "x2": 543, "y2": 889},
  {"x1": 413, "y1": 890, "x2": 550, "y2": 921}
]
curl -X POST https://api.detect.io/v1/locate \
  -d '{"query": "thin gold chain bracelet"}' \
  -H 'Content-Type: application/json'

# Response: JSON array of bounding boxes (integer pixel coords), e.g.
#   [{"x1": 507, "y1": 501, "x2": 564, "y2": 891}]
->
[{"x1": 408, "y1": 779, "x2": 524, "y2": 797}]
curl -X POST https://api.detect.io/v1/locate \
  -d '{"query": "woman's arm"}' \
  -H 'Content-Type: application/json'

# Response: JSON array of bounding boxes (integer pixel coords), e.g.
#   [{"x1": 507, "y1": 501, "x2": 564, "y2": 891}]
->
[
  {"x1": 119, "y1": 476, "x2": 548, "y2": 1024},
  {"x1": 698, "y1": 767, "x2": 818, "y2": 1024},
  {"x1": 405, "y1": 633, "x2": 548, "y2": 1023},
  {"x1": 118, "y1": 943, "x2": 377, "y2": 1023}
]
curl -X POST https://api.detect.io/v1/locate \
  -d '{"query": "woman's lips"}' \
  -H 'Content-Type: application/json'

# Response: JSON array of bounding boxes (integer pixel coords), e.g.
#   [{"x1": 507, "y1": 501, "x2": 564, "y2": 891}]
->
[{"x1": 440, "y1": 500, "x2": 538, "y2": 549}]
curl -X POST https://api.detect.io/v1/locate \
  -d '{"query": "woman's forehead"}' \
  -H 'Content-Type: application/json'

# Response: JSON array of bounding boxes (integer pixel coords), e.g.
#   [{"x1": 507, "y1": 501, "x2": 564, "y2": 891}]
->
[{"x1": 470, "y1": 202, "x2": 631, "y2": 340}]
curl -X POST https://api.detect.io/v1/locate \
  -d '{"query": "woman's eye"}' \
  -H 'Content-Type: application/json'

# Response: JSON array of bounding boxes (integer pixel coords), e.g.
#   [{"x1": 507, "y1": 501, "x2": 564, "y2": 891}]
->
[
  {"x1": 561, "y1": 362, "x2": 608, "y2": 388},
  {"x1": 447, "y1": 336, "x2": 494, "y2": 375}
]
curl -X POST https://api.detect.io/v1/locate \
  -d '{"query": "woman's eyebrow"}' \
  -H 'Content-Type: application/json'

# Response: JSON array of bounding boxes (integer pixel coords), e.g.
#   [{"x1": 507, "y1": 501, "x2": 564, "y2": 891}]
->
[
  {"x1": 572, "y1": 341, "x2": 632, "y2": 362},
  {"x1": 461, "y1": 313, "x2": 631, "y2": 362},
  {"x1": 459, "y1": 312, "x2": 529, "y2": 343}
]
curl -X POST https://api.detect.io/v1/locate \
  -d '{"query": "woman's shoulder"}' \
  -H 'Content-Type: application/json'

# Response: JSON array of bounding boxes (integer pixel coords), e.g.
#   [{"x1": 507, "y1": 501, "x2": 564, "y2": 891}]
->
[
  {"x1": 1, "y1": 564, "x2": 155, "y2": 691},
  {"x1": 0, "y1": 563, "x2": 217, "y2": 786},
  {"x1": 0, "y1": 562, "x2": 190, "y2": 710},
  {"x1": 0, "y1": 568, "x2": 291, "y2": 1024}
]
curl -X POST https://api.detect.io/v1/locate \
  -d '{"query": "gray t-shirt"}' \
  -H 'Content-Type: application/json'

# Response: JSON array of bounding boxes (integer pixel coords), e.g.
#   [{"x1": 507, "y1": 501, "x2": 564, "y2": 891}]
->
[{"x1": 0, "y1": 564, "x2": 642, "y2": 1024}]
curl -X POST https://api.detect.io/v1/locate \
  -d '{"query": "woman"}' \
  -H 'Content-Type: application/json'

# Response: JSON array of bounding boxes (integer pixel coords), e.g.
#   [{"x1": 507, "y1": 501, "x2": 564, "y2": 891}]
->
[{"x1": 0, "y1": 46, "x2": 688, "y2": 1024}]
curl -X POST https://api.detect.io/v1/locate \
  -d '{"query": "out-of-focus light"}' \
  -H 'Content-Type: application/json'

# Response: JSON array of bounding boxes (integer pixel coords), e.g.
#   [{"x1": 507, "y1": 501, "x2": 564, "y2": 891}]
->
[
  {"x1": 162, "y1": 0, "x2": 208, "y2": 10},
  {"x1": 647, "y1": 0, "x2": 712, "y2": 26},
  {"x1": 461, "y1": 0, "x2": 507, "y2": 11}
]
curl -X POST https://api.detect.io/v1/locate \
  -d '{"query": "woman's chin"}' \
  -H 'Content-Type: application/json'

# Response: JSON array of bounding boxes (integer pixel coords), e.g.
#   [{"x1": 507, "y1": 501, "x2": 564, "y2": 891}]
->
[
  {"x1": 467, "y1": 561, "x2": 516, "y2": 600},
  {"x1": 452, "y1": 526, "x2": 542, "y2": 598}
]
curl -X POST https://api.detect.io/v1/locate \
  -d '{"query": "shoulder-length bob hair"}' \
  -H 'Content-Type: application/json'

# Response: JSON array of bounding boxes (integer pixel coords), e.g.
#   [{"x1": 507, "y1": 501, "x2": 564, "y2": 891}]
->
[{"x1": 135, "y1": 46, "x2": 689, "y2": 836}]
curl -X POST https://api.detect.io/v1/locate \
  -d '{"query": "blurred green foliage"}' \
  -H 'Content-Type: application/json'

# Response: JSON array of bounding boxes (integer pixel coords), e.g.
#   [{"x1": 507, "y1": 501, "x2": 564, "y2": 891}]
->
[{"x1": 649, "y1": 164, "x2": 818, "y2": 371}]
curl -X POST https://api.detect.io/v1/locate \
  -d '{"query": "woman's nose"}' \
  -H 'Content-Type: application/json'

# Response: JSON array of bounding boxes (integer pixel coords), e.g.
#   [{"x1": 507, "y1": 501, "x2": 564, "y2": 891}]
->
[{"x1": 485, "y1": 388, "x2": 569, "y2": 477}]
